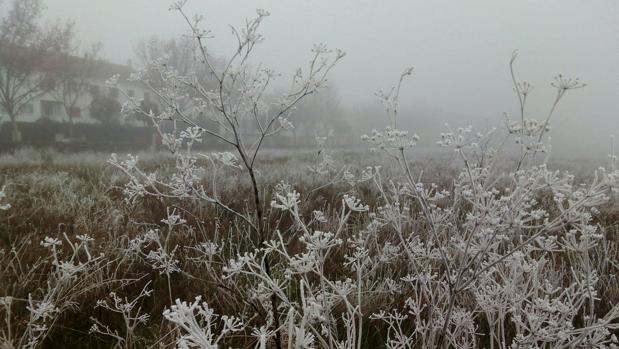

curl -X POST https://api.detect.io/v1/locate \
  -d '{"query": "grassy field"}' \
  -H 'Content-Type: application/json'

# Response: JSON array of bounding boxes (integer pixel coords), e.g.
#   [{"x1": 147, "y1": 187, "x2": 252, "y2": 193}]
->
[{"x1": 0, "y1": 147, "x2": 618, "y2": 348}]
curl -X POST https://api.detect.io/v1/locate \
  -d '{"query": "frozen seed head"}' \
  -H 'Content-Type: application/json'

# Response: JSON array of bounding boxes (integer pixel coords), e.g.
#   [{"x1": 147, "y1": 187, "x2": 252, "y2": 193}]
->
[{"x1": 551, "y1": 73, "x2": 586, "y2": 90}]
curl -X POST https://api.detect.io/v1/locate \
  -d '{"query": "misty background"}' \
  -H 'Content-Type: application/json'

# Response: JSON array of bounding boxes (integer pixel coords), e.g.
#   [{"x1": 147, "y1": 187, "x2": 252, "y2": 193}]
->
[{"x1": 10, "y1": 0, "x2": 619, "y2": 156}]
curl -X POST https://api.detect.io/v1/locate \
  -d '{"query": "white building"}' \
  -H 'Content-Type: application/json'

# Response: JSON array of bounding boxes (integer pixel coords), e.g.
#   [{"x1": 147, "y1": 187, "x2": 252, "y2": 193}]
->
[{"x1": 0, "y1": 60, "x2": 156, "y2": 127}]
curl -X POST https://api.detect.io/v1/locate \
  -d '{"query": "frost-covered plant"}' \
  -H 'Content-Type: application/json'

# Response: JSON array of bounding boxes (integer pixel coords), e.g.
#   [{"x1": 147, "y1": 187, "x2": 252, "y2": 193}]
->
[
  {"x1": 361, "y1": 59, "x2": 619, "y2": 348},
  {"x1": 95, "y1": 2, "x2": 619, "y2": 349},
  {"x1": 89, "y1": 283, "x2": 152, "y2": 349},
  {"x1": 0, "y1": 186, "x2": 10, "y2": 211},
  {"x1": 124, "y1": 209, "x2": 186, "y2": 304},
  {"x1": 0, "y1": 233, "x2": 106, "y2": 349},
  {"x1": 505, "y1": 50, "x2": 586, "y2": 170},
  {"x1": 307, "y1": 134, "x2": 341, "y2": 181},
  {"x1": 163, "y1": 296, "x2": 244, "y2": 349},
  {"x1": 108, "y1": 1, "x2": 344, "y2": 238},
  {"x1": 108, "y1": 3, "x2": 344, "y2": 348}
]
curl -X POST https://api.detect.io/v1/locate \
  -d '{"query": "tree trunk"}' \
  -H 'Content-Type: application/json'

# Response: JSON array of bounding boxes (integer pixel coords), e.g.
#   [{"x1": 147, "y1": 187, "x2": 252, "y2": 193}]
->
[
  {"x1": 9, "y1": 114, "x2": 21, "y2": 143},
  {"x1": 68, "y1": 117, "x2": 74, "y2": 140}
]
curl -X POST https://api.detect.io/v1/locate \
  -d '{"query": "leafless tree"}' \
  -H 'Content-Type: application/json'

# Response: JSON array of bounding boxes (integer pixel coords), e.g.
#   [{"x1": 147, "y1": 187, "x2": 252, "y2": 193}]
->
[
  {"x1": 0, "y1": 0, "x2": 74, "y2": 142},
  {"x1": 49, "y1": 43, "x2": 101, "y2": 139}
]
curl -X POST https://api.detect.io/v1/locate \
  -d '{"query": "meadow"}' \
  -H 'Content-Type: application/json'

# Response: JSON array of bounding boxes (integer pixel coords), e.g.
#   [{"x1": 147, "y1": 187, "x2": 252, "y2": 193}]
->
[
  {"x1": 1, "y1": 2, "x2": 619, "y2": 348},
  {"x1": 0, "y1": 145, "x2": 618, "y2": 348}
]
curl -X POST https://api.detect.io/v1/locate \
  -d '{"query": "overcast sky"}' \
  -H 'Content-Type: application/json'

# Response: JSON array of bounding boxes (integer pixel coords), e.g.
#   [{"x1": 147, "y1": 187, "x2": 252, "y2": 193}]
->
[{"x1": 39, "y1": 0, "x2": 619, "y2": 155}]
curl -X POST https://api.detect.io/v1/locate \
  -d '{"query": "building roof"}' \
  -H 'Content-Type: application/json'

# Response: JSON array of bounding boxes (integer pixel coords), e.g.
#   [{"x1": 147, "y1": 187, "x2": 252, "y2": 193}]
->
[{"x1": 0, "y1": 40, "x2": 135, "y2": 81}]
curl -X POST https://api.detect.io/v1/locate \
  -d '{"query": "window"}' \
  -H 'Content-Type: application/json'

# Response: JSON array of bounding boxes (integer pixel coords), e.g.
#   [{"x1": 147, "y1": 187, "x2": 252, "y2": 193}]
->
[
  {"x1": 70, "y1": 107, "x2": 81, "y2": 118},
  {"x1": 40, "y1": 100, "x2": 64, "y2": 119}
]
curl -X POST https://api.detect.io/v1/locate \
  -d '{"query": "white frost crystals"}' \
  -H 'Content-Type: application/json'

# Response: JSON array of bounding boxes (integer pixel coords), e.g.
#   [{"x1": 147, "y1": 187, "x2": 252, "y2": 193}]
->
[
  {"x1": 271, "y1": 190, "x2": 301, "y2": 211},
  {"x1": 163, "y1": 297, "x2": 244, "y2": 349},
  {"x1": 343, "y1": 194, "x2": 369, "y2": 212},
  {"x1": 0, "y1": 186, "x2": 10, "y2": 210}
]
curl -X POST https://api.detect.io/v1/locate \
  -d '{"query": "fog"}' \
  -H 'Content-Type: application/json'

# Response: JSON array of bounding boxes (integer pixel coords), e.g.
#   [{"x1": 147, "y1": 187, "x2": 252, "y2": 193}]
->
[{"x1": 36, "y1": 1, "x2": 619, "y2": 156}]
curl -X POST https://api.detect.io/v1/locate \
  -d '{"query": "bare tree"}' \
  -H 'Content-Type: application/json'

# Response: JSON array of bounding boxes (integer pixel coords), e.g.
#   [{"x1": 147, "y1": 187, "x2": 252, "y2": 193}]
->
[
  {"x1": 49, "y1": 43, "x2": 101, "y2": 139},
  {"x1": 0, "y1": 0, "x2": 74, "y2": 142}
]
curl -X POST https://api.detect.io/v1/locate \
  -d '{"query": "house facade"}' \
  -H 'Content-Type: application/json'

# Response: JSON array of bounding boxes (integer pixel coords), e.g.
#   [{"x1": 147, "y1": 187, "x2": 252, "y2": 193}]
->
[{"x1": 0, "y1": 60, "x2": 156, "y2": 128}]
